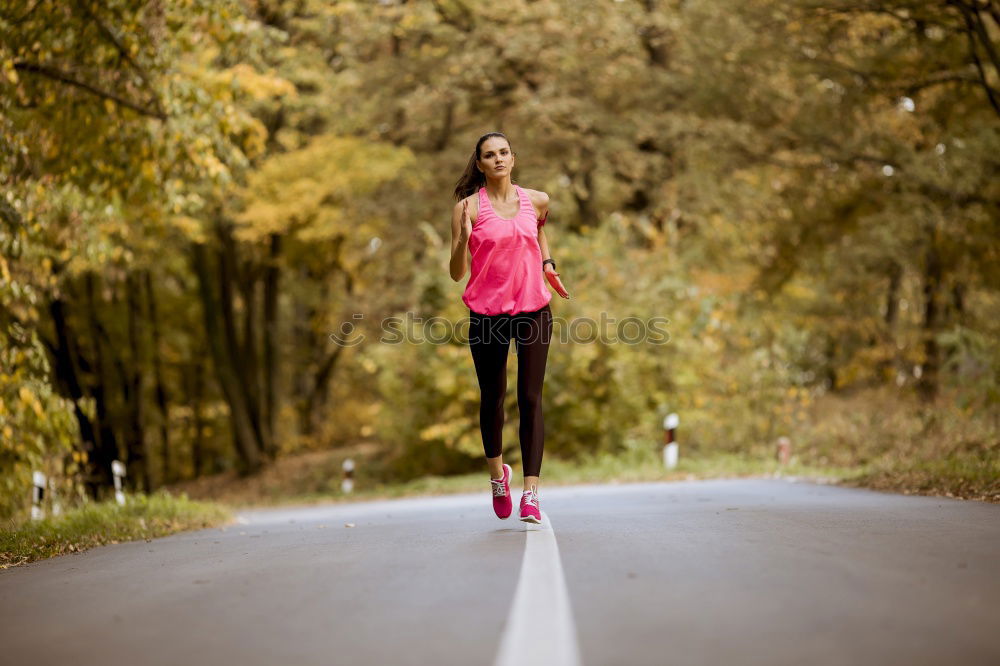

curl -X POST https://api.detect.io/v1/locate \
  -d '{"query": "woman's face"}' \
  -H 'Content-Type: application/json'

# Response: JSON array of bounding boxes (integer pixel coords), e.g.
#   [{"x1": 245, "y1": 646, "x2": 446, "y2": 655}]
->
[{"x1": 478, "y1": 137, "x2": 514, "y2": 178}]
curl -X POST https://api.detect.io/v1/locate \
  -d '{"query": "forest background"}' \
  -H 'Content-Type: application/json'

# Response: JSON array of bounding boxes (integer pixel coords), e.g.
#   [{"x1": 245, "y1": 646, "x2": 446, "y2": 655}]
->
[{"x1": 2, "y1": 0, "x2": 998, "y2": 522}]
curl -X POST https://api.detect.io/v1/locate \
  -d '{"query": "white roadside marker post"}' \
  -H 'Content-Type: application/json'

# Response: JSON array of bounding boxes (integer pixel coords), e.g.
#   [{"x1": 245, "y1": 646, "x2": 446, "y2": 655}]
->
[
  {"x1": 342, "y1": 458, "x2": 355, "y2": 494},
  {"x1": 111, "y1": 460, "x2": 127, "y2": 506},
  {"x1": 31, "y1": 471, "x2": 46, "y2": 521},
  {"x1": 662, "y1": 413, "x2": 679, "y2": 470}
]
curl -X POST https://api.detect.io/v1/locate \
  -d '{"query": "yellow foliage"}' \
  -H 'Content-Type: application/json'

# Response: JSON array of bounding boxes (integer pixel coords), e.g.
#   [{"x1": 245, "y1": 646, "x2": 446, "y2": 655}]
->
[
  {"x1": 784, "y1": 282, "x2": 816, "y2": 301},
  {"x1": 236, "y1": 135, "x2": 415, "y2": 241},
  {"x1": 691, "y1": 268, "x2": 755, "y2": 295},
  {"x1": 418, "y1": 421, "x2": 465, "y2": 442},
  {"x1": 218, "y1": 63, "x2": 297, "y2": 101},
  {"x1": 169, "y1": 216, "x2": 208, "y2": 243},
  {"x1": 3, "y1": 59, "x2": 18, "y2": 84},
  {"x1": 18, "y1": 387, "x2": 43, "y2": 418}
]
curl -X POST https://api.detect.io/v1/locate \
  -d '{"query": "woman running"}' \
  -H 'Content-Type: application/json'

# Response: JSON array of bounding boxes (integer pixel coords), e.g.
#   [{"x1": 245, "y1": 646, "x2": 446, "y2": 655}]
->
[{"x1": 449, "y1": 131, "x2": 571, "y2": 524}]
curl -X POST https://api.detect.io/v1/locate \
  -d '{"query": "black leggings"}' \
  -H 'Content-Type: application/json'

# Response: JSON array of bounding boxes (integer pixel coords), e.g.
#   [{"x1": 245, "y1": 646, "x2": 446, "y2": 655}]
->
[{"x1": 468, "y1": 303, "x2": 552, "y2": 477}]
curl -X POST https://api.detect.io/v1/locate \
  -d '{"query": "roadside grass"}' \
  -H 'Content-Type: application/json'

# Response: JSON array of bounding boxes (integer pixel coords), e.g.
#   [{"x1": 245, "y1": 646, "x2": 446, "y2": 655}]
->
[
  {"x1": 167, "y1": 444, "x2": 863, "y2": 510},
  {"x1": 845, "y1": 449, "x2": 1000, "y2": 502},
  {"x1": 0, "y1": 491, "x2": 231, "y2": 569},
  {"x1": 786, "y1": 385, "x2": 999, "y2": 503}
]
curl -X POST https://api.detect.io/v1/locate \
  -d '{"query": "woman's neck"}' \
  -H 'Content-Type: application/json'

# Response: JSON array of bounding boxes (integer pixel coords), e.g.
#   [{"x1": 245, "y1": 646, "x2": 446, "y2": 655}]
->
[{"x1": 484, "y1": 178, "x2": 516, "y2": 202}]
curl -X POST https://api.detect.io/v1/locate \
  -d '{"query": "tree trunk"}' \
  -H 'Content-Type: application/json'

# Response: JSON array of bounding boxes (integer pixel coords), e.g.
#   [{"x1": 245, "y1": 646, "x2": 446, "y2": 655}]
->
[
  {"x1": 48, "y1": 296, "x2": 111, "y2": 497},
  {"x1": 262, "y1": 233, "x2": 282, "y2": 459},
  {"x1": 878, "y1": 259, "x2": 902, "y2": 381},
  {"x1": 570, "y1": 165, "x2": 598, "y2": 230},
  {"x1": 917, "y1": 242, "x2": 943, "y2": 402},
  {"x1": 191, "y1": 241, "x2": 262, "y2": 474},
  {"x1": 304, "y1": 344, "x2": 345, "y2": 437},
  {"x1": 431, "y1": 99, "x2": 455, "y2": 152},
  {"x1": 240, "y1": 260, "x2": 264, "y2": 437},
  {"x1": 640, "y1": 0, "x2": 671, "y2": 67},
  {"x1": 824, "y1": 333, "x2": 838, "y2": 391},
  {"x1": 292, "y1": 264, "x2": 319, "y2": 438},
  {"x1": 85, "y1": 274, "x2": 122, "y2": 496},
  {"x1": 125, "y1": 274, "x2": 149, "y2": 491},
  {"x1": 144, "y1": 270, "x2": 171, "y2": 485},
  {"x1": 217, "y1": 222, "x2": 271, "y2": 460},
  {"x1": 188, "y1": 359, "x2": 206, "y2": 478}
]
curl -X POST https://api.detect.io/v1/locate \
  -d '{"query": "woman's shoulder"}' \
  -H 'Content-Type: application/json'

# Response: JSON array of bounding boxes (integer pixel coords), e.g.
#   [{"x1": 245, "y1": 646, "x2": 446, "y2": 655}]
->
[
  {"x1": 455, "y1": 191, "x2": 481, "y2": 222},
  {"x1": 518, "y1": 186, "x2": 549, "y2": 215}
]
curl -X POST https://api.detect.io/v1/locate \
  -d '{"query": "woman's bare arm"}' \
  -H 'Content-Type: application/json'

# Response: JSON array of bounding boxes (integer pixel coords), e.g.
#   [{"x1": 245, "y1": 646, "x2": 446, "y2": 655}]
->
[
  {"x1": 538, "y1": 227, "x2": 552, "y2": 264},
  {"x1": 450, "y1": 198, "x2": 473, "y2": 281},
  {"x1": 531, "y1": 190, "x2": 570, "y2": 298},
  {"x1": 530, "y1": 189, "x2": 553, "y2": 264}
]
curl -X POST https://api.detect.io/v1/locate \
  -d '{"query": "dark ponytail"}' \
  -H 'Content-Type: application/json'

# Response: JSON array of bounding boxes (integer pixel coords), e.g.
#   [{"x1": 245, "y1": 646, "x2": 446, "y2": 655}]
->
[{"x1": 453, "y1": 131, "x2": 515, "y2": 201}]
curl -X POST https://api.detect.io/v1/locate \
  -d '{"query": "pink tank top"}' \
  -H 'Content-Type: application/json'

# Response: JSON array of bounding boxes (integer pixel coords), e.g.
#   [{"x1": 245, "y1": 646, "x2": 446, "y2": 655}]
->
[{"x1": 462, "y1": 184, "x2": 553, "y2": 315}]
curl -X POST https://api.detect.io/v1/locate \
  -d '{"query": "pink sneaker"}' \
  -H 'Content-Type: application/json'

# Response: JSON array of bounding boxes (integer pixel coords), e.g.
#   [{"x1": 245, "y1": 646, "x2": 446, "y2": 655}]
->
[
  {"x1": 519, "y1": 488, "x2": 542, "y2": 524},
  {"x1": 491, "y1": 464, "x2": 513, "y2": 519}
]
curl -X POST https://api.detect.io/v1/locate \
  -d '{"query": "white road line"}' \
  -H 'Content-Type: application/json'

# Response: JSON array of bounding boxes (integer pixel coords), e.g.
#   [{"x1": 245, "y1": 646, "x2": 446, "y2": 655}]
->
[{"x1": 494, "y1": 512, "x2": 582, "y2": 666}]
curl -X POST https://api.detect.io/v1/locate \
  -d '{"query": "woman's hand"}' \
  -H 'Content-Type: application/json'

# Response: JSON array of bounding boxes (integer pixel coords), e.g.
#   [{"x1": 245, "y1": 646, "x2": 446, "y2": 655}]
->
[
  {"x1": 544, "y1": 264, "x2": 571, "y2": 299},
  {"x1": 460, "y1": 200, "x2": 473, "y2": 241}
]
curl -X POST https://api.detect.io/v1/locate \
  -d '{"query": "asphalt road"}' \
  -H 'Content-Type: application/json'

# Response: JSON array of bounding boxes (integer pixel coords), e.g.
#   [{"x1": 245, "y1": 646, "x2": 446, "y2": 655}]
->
[{"x1": 1, "y1": 479, "x2": 998, "y2": 665}]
